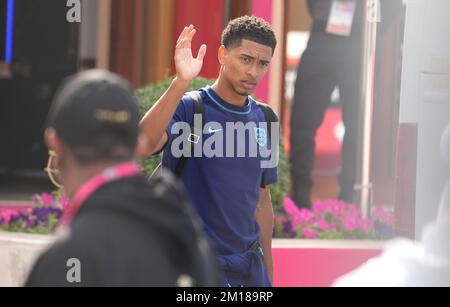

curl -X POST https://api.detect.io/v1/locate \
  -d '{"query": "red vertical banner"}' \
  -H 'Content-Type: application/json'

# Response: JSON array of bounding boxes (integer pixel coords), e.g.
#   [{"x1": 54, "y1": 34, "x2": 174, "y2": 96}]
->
[{"x1": 175, "y1": 0, "x2": 224, "y2": 79}]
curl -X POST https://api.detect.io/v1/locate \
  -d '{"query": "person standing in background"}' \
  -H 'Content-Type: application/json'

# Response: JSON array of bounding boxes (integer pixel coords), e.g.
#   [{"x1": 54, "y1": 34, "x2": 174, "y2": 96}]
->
[{"x1": 290, "y1": 0, "x2": 365, "y2": 208}]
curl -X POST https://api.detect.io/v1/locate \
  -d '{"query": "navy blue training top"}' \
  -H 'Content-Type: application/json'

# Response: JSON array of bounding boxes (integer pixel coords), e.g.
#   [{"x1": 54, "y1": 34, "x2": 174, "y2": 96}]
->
[{"x1": 162, "y1": 86, "x2": 278, "y2": 256}]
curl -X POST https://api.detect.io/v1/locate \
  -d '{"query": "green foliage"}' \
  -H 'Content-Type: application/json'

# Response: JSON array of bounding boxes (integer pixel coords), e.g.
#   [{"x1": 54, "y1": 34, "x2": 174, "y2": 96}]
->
[
  {"x1": 136, "y1": 77, "x2": 215, "y2": 119},
  {"x1": 270, "y1": 136, "x2": 289, "y2": 214},
  {"x1": 136, "y1": 77, "x2": 215, "y2": 175}
]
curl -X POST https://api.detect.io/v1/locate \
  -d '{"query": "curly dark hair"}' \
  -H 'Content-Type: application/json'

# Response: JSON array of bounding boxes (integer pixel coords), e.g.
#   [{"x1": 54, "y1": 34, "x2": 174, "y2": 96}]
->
[{"x1": 221, "y1": 15, "x2": 277, "y2": 54}]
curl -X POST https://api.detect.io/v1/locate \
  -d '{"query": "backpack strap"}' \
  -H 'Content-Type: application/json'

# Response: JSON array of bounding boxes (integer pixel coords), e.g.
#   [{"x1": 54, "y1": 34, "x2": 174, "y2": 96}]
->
[
  {"x1": 255, "y1": 102, "x2": 279, "y2": 188},
  {"x1": 174, "y1": 91, "x2": 203, "y2": 177},
  {"x1": 255, "y1": 102, "x2": 278, "y2": 147}
]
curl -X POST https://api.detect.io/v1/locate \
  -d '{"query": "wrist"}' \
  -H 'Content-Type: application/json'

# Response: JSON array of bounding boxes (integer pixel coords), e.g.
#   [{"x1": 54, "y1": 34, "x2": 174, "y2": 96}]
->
[{"x1": 172, "y1": 77, "x2": 192, "y2": 89}]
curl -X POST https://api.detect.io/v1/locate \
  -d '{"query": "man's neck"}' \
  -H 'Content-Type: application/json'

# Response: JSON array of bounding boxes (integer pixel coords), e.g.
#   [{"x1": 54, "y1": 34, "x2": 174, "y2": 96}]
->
[
  {"x1": 212, "y1": 77, "x2": 248, "y2": 107},
  {"x1": 65, "y1": 160, "x2": 133, "y2": 198}
]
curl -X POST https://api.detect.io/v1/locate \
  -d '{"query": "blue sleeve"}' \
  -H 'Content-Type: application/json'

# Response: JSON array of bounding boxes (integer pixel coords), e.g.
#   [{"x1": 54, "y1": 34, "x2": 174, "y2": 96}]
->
[
  {"x1": 260, "y1": 131, "x2": 278, "y2": 187},
  {"x1": 261, "y1": 165, "x2": 278, "y2": 187}
]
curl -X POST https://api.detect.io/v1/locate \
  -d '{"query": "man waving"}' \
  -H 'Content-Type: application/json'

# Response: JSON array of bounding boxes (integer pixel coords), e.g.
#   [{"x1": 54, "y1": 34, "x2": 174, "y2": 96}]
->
[{"x1": 140, "y1": 16, "x2": 278, "y2": 287}]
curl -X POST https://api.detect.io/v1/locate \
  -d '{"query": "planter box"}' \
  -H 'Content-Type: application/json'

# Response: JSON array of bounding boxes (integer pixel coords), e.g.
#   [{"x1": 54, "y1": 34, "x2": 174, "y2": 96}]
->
[
  {"x1": 0, "y1": 232, "x2": 57, "y2": 287},
  {"x1": 273, "y1": 239, "x2": 385, "y2": 287},
  {"x1": 0, "y1": 233, "x2": 384, "y2": 287}
]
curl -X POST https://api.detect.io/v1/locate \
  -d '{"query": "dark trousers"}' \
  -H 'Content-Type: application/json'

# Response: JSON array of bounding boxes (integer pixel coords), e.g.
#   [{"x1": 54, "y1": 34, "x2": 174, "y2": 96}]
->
[{"x1": 290, "y1": 22, "x2": 363, "y2": 208}]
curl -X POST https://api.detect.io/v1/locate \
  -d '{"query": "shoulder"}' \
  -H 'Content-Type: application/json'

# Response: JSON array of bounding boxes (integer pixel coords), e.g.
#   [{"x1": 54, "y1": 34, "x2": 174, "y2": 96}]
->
[
  {"x1": 181, "y1": 89, "x2": 206, "y2": 107},
  {"x1": 147, "y1": 170, "x2": 188, "y2": 203},
  {"x1": 174, "y1": 89, "x2": 205, "y2": 120},
  {"x1": 251, "y1": 99, "x2": 279, "y2": 122},
  {"x1": 148, "y1": 170, "x2": 205, "y2": 232},
  {"x1": 147, "y1": 170, "x2": 201, "y2": 224}
]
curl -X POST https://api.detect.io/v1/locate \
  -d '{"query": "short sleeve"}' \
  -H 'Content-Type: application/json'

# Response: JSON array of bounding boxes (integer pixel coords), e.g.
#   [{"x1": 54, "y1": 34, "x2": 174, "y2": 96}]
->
[{"x1": 261, "y1": 165, "x2": 278, "y2": 188}]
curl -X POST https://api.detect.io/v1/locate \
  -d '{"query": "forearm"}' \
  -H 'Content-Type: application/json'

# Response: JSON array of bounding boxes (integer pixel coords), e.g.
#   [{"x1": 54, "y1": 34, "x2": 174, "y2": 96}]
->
[
  {"x1": 255, "y1": 188, "x2": 274, "y2": 283},
  {"x1": 139, "y1": 78, "x2": 190, "y2": 155}
]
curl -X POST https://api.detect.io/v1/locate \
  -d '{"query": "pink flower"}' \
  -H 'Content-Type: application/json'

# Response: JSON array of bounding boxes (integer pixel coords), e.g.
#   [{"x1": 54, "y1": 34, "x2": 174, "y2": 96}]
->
[
  {"x1": 276, "y1": 215, "x2": 287, "y2": 224},
  {"x1": 371, "y1": 205, "x2": 395, "y2": 226},
  {"x1": 280, "y1": 199, "x2": 394, "y2": 239},
  {"x1": 343, "y1": 213, "x2": 359, "y2": 232},
  {"x1": 331, "y1": 200, "x2": 347, "y2": 219},
  {"x1": 298, "y1": 208, "x2": 314, "y2": 224},
  {"x1": 60, "y1": 195, "x2": 70, "y2": 210},
  {"x1": 284, "y1": 197, "x2": 300, "y2": 216},
  {"x1": 317, "y1": 219, "x2": 330, "y2": 231},
  {"x1": 302, "y1": 228, "x2": 318, "y2": 239},
  {"x1": 313, "y1": 200, "x2": 348, "y2": 220},
  {"x1": 382, "y1": 212, "x2": 395, "y2": 226},
  {"x1": 284, "y1": 197, "x2": 314, "y2": 226},
  {"x1": 2, "y1": 209, "x2": 19, "y2": 224},
  {"x1": 360, "y1": 218, "x2": 374, "y2": 233},
  {"x1": 284, "y1": 197, "x2": 302, "y2": 226},
  {"x1": 371, "y1": 205, "x2": 385, "y2": 219},
  {"x1": 312, "y1": 202, "x2": 326, "y2": 214},
  {"x1": 346, "y1": 204, "x2": 360, "y2": 216},
  {"x1": 41, "y1": 193, "x2": 54, "y2": 207}
]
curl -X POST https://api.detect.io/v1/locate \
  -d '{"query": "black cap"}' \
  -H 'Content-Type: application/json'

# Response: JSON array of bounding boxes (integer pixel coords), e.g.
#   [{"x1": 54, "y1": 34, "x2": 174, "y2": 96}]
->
[{"x1": 46, "y1": 69, "x2": 139, "y2": 156}]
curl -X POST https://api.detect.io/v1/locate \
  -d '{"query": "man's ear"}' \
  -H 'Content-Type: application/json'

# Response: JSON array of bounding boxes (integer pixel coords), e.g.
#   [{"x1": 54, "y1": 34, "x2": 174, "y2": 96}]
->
[
  {"x1": 44, "y1": 128, "x2": 64, "y2": 168},
  {"x1": 44, "y1": 127, "x2": 66, "y2": 158},
  {"x1": 218, "y1": 45, "x2": 228, "y2": 65}
]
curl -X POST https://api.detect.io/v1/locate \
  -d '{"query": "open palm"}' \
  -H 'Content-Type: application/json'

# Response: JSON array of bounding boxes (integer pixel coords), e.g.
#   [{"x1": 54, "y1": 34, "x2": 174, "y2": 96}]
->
[{"x1": 174, "y1": 25, "x2": 207, "y2": 82}]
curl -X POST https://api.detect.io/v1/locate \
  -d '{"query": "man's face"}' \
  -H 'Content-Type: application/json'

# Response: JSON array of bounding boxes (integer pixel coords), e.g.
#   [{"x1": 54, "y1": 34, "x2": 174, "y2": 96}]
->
[{"x1": 220, "y1": 39, "x2": 273, "y2": 97}]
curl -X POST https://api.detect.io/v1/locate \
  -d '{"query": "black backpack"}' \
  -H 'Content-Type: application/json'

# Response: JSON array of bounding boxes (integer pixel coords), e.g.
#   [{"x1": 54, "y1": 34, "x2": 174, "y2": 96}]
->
[{"x1": 151, "y1": 91, "x2": 279, "y2": 178}]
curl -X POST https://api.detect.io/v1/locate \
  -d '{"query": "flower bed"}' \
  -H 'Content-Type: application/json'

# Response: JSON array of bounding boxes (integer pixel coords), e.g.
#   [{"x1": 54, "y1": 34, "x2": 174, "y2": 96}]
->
[
  {"x1": 275, "y1": 197, "x2": 394, "y2": 240},
  {"x1": 0, "y1": 192, "x2": 68, "y2": 234}
]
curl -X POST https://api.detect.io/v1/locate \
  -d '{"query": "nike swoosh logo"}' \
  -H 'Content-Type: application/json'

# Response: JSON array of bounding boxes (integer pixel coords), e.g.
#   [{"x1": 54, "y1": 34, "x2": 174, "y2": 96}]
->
[{"x1": 208, "y1": 127, "x2": 223, "y2": 134}]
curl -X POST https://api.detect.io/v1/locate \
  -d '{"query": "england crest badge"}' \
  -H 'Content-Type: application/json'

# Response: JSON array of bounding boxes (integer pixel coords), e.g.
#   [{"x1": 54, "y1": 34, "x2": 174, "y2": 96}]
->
[{"x1": 254, "y1": 127, "x2": 267, "y2": 147}]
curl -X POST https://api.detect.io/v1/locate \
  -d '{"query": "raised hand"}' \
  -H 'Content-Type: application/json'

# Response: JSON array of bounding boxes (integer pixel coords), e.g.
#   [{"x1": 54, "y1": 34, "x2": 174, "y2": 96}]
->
[{"x1": 174, "y1": 25, "x2": 207, "y2": 82}]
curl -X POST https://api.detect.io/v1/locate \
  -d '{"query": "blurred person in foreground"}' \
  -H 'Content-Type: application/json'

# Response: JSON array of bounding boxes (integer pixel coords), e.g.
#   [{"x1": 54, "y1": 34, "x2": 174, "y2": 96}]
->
[{"x1": 25, "y1": 69, "x2": 220, "y2": 287}]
